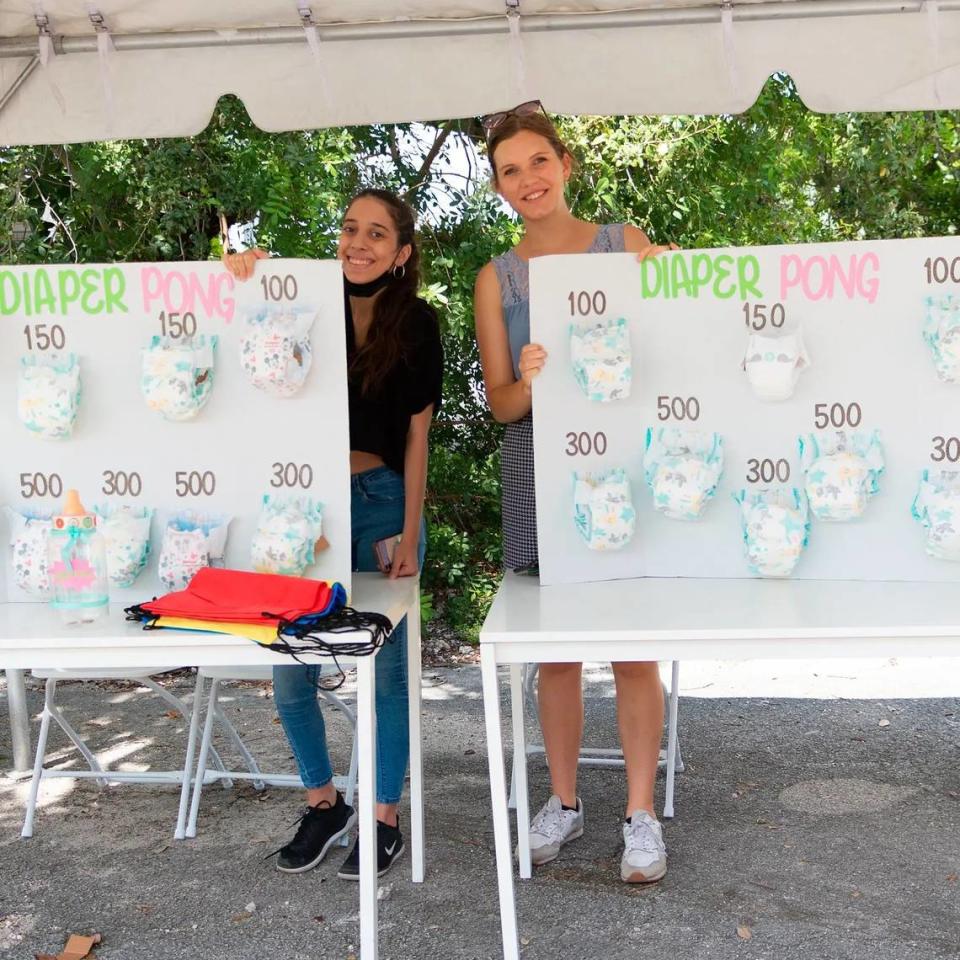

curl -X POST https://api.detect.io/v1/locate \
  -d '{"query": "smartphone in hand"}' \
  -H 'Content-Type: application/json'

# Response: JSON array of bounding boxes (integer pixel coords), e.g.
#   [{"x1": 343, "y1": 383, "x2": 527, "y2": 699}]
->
[{"x1": 373, "y1": 534, "x2": 402, "y2": 574}]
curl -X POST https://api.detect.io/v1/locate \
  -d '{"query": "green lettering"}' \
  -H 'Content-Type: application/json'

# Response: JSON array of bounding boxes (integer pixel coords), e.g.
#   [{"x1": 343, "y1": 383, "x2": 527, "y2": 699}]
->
[
  {"x1": 33, "y1": 269, "x2": 56, "y2": 314},
  {"x1": 0, "y1": 271, "x2": 22, "y2": 315},
  {"x1": 737, "y1": 255, "x2": 763, "y2": 299},
  {"x1": 713, "y1": 254, "x2": 736, "y2": 299},
  {"x1": 79, "y1": 268, "x2": 103, "y2": 313},
  {"x1": 670, "y1": 255, "x2": 695, "y2": 298},
  {"x1": 57, "y1": 270, "x2": 81, "y2": 313},
  {"x1": 691, "y1": 254, "x2": 713, "y2": 298},
  {"x1": 103, "y1": 268, "x2": 127, "y2": 313},
  {"x1": 640, "y1": 257, "x2": 663, "y2": 299}
]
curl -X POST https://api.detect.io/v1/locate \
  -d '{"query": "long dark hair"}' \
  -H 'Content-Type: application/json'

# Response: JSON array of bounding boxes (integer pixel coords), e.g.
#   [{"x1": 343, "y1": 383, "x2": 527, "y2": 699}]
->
[{"x1": 346, "y1": 188, "x2": 424, "y2": 397}]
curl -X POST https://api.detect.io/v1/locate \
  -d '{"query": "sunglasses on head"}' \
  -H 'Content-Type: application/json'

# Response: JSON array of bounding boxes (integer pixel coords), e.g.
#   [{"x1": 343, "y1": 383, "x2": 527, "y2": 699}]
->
[{"x1": 481, "y1": 99, "x2": 545, "y2": 136}]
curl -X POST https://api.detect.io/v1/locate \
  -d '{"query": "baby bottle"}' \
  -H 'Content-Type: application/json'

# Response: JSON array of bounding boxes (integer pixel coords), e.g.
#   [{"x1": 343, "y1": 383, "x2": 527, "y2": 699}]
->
[{"x1": 47, "y1": 489, "x2": 110, "y2": 624}]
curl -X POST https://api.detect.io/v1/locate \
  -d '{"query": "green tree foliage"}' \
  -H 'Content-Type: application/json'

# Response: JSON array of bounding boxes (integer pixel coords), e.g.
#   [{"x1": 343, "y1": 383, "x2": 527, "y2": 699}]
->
[{"x1": 0, "y1": 80, "x2": 956, "y2": 645}]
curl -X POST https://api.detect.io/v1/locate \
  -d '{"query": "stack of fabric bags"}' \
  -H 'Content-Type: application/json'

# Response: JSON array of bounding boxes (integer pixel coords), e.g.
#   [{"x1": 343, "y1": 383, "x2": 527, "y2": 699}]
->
[{"x1": 126, "y1": 567, "x2": 393, "y2": 662}]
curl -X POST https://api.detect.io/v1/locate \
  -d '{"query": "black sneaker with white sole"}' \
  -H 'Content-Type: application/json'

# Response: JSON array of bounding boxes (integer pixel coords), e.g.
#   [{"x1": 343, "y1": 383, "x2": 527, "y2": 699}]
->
[
  {"x1": 337, "y1": 817, "x2": 405, "y2": 880},
  {"x1": 274, "y1": 793, "x2": 357, "y2": 873}
]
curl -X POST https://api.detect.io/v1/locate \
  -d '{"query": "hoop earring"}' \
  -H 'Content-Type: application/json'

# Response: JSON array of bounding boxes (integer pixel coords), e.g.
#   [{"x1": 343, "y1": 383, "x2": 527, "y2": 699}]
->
[{"x1": 392, "y1": 263, "x2": 406, "y2": 280}]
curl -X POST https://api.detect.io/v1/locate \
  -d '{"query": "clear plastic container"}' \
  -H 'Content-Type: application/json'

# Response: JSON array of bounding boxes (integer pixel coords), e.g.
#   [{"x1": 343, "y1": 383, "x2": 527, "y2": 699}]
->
[{"x1": 47, "y1": 490, "x2": 110, "y2": 624}]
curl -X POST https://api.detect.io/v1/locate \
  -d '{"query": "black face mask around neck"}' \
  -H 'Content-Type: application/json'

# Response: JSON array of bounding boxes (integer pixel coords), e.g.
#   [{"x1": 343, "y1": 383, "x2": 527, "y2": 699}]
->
[{"x1": 344, "y1": 270, "x2": 393, "y2": 298}]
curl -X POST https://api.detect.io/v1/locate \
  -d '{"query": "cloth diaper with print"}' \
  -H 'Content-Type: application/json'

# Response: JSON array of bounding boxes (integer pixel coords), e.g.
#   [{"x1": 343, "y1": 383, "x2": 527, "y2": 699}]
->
[
  {"x1": 734, "y1": 488, "x2": 810, "y2": 578},
  {"x1": 644, "y1": 427, "x2": 724, "y2": 520},
  {"x1": 251, "y1": 496, "x2": 324, "y2": 576},
  {"x1": 922, "y1": 294, "x2": 960, "y2": 384},
  {"x1": 240, "y1": 309, "x2": 315, "y2": 397},
  {"x1": 5, "y1": 507, "x2": 54, "y2": 595},
  {"x1": 157, "y1": 512, "x2": 230, "y2": 590},
  {"x1": 17, "y1": 353, "x2": 82, "y2": 439},
  {"x1": 141, "y1": 335, "x2": 218, "y2": 422},
  {"x1": 96, "y1": 505, "x2": 154, "y2": 587},
  {"x1": 572, "y1": 468, "x2": 636, "y2": 551},
  {"x1": 743, "y1": 330, "x2": 810, "y2": 402},
  {"x1": 912, "y1": 469, "x2": 960, "y2": 561},
  {"x1": 799, "y1": 429, "x2": 884, "y2": 522},
  {"x1": 569, "y1": 317, "x2": 632, "y2": 402}
]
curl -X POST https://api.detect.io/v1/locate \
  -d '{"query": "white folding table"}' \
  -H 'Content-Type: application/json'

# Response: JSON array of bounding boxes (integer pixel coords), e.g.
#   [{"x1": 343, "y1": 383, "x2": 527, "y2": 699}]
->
[
  {"x1": 480, "y1": 573, "x2": 960, "y2": 960},
  {"x1": 0, "y1": 573, "x2": 421, "y2": 960}
]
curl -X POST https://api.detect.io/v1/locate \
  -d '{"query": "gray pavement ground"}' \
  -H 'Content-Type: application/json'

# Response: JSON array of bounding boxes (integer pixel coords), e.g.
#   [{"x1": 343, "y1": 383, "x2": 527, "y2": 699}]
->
[{"x1": 2, "y1": 658, "x2": 960, "y2": 960}]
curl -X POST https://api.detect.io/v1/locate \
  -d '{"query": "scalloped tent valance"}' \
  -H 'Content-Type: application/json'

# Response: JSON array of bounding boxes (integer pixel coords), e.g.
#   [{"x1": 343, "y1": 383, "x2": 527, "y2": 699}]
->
[{"x1": 0, "y1": 0, "x2": 958, "y2": 145}]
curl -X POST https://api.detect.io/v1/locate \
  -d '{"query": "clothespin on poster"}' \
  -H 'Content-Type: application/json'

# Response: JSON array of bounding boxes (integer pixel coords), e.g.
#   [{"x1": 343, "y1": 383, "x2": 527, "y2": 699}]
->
[
  {"x1": 505, "y1": 0, "x2": 530, "y2": 103},
  {"x1": 923, "y1": 0, "x2": 943, "y2": 106},
  {"x1": 87, "y1": 7, "x2": 115, "y2": 119},
  {"x1": 719, "y1": 0, "x2": 741, "y2": 103},
  {"x1": 296, "y1": 4, "x2": 332, "y2": 109}
]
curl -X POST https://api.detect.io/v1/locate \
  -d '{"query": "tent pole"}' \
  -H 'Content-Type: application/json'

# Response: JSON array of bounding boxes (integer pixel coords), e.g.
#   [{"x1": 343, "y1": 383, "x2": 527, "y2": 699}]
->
[
  {"x1": 0, "y1": 0, "x2": 958, "y2": 59},
  {"x1": 0, "y1": 55, "x2": 38, "y2": 114}
]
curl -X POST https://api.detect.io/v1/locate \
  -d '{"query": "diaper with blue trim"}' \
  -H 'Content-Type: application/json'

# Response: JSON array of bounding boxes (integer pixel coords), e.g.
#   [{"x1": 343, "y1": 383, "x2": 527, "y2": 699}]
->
[
  {"x1": 251, "y1": 496, "x2": 324, "y2": 576},
  {"x1": 912, "y1": 469, "x2": 960, "y2": 561},
  {"x1": 734, "y1": 488, "x2": 810, "y2": 578},
  {"x1": 799, "y1": 429, "x2": 885, "y2": 522},
  {"x1": 644, "y1": 427, "x2": 724, "y2": 520},
  {"x1": 17, "y1": 353, "x2": 81, "y2": 439},
  {"x1": 5, "y1": 507, "x2": 54, "y2": 595},
  {"x1": 240, "y1": 309, "x2": 315, "y2": 398},
  {"x1": 158, "y1": 512, "x2": 231, "y2": 590},
  {"x1": 96, "y1": 505, "x2": 154, "y2": 587},
  {"x1": 141, "y1": 335, "x2": 218, "y2": 421},
  {"x1": 922, "y1": 294, "x2": 960, "y2": 383},
  {"x1": 572, "y1": 468, "x2": 636, "y2": 551},
  {"x1": 569, "y1": 317, "x2": 632, "y2": 402},
  {"x1": 743, "y1": 330, "x2": 810, "y2": 402}
]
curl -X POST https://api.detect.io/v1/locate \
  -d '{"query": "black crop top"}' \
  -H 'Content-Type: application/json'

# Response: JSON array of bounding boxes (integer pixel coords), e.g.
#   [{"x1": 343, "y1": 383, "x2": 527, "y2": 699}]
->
[{"x1": 346, "y1": 295, "x2": 444, "y2": 477}]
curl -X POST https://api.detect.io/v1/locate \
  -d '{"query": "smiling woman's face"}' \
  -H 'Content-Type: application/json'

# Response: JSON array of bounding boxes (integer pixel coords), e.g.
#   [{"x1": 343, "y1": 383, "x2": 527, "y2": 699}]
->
[
  {"x1": 492, "y1": 129, "x2": 571, "y2": 221},
  {"x1": 338, "y1": 196, "x2": 409, "y2": 284}
]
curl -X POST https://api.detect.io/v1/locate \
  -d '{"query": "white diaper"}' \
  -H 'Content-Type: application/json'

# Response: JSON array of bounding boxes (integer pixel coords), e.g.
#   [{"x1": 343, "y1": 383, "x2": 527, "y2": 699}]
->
[
  {"x1": 644, "y1": 427, "x2": 724, "y2": 520},
  {"x1": 734, "y1": 488, "x2": 810, "y2": 578},
  {"x1": 922, "y1": 294, "x2": 960, "y2": 384},
  {"x1": 569, "y1": 317, "x2": 632, "y2": 402},
  {"x1": 743, "y1": 330, "x2": 810, "y2": 402},
  {"x1": 6, "y1": 507, "x2": 54, "y2": 595},
  {"x1": 157, "y1": 513, "x2": 230, "y2": 590},
  {"x1": 96, "y1": 505, "x2": 154, "y2": 587},
  {"x1": 799, "y1": 430, "x2": 885, "y2": 522},
  {"x1": 17, "y1": 353, "x2": 82, "y2": 439},
  {"x1": 912, "y1": 469, "x2": 960, "y2": 561},
  {"x1": 141, "y1": 336, "x2": 218, "y2": 422},
  {"x1": 572, "y1": 468, "x2": 636, "y2": 551},
  {"x1": 240, "y1": 309, "x2": 315, "y2": 397},
  {"x1": 251, "y1": 496, "x2": 324, "y2": 576}
]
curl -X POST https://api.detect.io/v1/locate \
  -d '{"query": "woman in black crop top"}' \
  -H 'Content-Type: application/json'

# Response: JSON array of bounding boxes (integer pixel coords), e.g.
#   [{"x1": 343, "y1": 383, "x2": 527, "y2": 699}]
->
[{"x1": 224, "y1": 188, "x2": 442, "y2": 880}]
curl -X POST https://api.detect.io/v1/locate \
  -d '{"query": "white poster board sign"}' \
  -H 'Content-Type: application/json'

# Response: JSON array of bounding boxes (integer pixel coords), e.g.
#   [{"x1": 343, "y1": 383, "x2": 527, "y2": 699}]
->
[
  {"x1": 0, "y1": 259, "x2": 350, "y2": 605},
  {"x1": 530, "y1": 238, "x2": 960, "y2": 587}
]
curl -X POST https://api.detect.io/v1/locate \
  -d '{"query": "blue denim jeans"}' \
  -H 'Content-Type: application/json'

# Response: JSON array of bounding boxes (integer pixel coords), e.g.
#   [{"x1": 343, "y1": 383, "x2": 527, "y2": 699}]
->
[{"x1": 273, "y1": 466, "x2": 426, "y2": 805}]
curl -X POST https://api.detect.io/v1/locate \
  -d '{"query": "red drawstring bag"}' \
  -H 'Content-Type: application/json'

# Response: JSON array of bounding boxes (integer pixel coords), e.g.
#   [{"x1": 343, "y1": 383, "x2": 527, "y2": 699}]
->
[{"x1": 132, "y1": 567, "x2": 343, "y2": 625}]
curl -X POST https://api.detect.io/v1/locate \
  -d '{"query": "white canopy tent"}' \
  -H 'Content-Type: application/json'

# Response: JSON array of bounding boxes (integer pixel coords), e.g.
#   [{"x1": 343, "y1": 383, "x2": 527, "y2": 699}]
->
[{"x1": 0, "y1": 0, "x2": 958, "y2": 146}]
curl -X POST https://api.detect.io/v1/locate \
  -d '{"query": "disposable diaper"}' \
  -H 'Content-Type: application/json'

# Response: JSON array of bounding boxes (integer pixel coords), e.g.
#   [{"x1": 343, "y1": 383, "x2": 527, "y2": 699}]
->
[
  {"x1": 251, "y1": 496, "x2": 324, "y2": 576},
  {"x1": 644, "y1": 427, "x2": 724, "y2": 520},
  {"x1": 96, "y1": 505, "x2": 154, "y2": 587},
  {"x1": 922, "y1": 294, "x2": 960, "y2": 383},
  {"x1": 734, "y1": 488, "x2": 810, "y2": 578},
  {"x1": 912, "y1": 469, "x2": 960, "y2": 561},
  {"x1": 240, "y1": 309, "x2": 315, "y2": 397},
  {"x1": 799, "y1": 430, "x2": 885, "y2": 522},
  {"x1": 17, "y1": 353, "x2": 81, "y2": 439},
  {"x1": 5, "y1": 507, "x2": 54, "y2": 595},
  {"x1": 141, "y1": 335, "x2": 217, "y2": 421},
  {"x1": 157, "y1": 512, "x2": 231, "y2": 590},
  {"x1": 569, "y1": 317, "x2": 632, "y2": 402},
  {"x1": 572, "y1": 468, "x2": 636, "y2": 551},
  {"x1": 743, "y1": 330, "x2": 809, "y2": 402}
]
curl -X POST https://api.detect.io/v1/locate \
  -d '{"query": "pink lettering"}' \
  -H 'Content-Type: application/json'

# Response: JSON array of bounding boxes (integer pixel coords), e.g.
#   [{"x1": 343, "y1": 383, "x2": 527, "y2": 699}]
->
[{"x1": 779, "y1": 251, "x2": 881, "y2": 303}]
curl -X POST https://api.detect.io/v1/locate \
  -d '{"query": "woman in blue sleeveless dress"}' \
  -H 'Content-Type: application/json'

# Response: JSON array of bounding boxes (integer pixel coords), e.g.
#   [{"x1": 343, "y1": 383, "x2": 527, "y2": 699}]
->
[{"x1": 474, "y1": 103, "x2": 676, "y2": 884}]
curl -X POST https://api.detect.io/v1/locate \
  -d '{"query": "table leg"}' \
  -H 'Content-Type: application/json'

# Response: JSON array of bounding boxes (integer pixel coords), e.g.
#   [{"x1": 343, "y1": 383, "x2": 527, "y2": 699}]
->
[
  {"x1": 6, "y1": 669, "x2": 31, "y2": 773},
  {"x1": 664, "y1": 660, "x2": 680, "y2": 820},
  {"x1": 356, "y1": 655, "x2": 379, "y2": 960},
  {"x1": 481, "y1": 646, "x2": 521, "y2": 960},
  {"x1": 509, "y1": 664, "x2": 531, "y2": 880},
  {"x1": 407, "y1": 589, "x2": 425, "y2": 883}
]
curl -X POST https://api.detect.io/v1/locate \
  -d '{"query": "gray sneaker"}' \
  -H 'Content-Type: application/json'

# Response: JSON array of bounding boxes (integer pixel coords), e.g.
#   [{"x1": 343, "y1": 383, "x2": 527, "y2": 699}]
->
[
  {"x1": 620, "y1": 809, "x2": 667, "y2": 883},
  {"x1": 520, "y1": 795, "x2": 584, "y2": 866}
]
